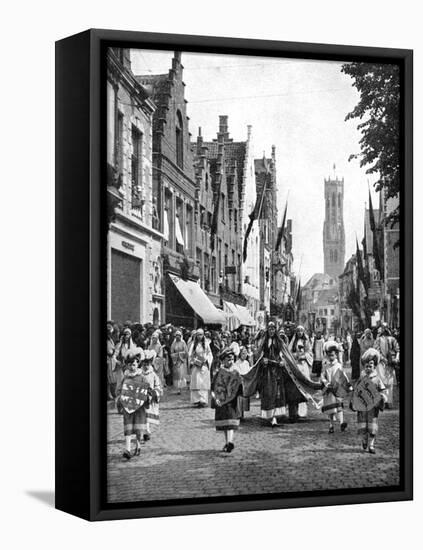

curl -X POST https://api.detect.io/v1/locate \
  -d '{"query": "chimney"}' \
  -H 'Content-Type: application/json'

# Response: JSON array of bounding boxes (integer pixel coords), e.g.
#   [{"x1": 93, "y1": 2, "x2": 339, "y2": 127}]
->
[
  {"x1": 172, "y1": 51, "x2": 183, "y2": 75},
  {"x1": 197, "y1": 127, "x2": 203, "y2": 149},
  {"x1": 218, "y1": 115, "x2": 230, "y2": 141}
]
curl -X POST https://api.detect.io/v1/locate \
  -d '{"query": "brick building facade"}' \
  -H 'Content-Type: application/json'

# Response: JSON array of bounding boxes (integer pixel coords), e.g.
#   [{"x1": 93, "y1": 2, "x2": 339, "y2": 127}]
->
[{"x1": 106, "y1": 48, "x2": 163, "y2": 325}]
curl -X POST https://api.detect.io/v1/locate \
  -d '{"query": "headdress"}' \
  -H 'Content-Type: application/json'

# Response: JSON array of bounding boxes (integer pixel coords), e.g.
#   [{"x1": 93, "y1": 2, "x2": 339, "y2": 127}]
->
[
  {"x1": 324, "y1": 340, "x2": 339, "y2": 354},
  {"x1": 361, "y1": 348, "x2": 380, "y2": 365},
  {"x1": 143, "y1": 349, "x2": 157, "y2": 361},
  {"x1": 220, "y1": 347, "x2": 235, "y2": 361}
]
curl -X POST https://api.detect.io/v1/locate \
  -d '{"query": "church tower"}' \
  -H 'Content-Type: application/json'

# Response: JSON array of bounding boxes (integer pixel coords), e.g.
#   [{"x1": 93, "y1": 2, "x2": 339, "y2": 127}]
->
[{"x1": 323, "y1": 167, "x2": 345, "y2": 279}]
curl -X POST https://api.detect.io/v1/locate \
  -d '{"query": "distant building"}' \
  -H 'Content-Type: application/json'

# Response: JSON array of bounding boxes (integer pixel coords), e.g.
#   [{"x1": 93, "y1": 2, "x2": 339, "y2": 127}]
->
[
  {"x1": 135, "y1": 52, "x2": 225, "y2": 328},
  {"x1": 192, "y1": 116, "x2": 259, "y2": 326},
  {"x1": 191, "y1": 117, "x2": 252, "y2": 328},
  {"x1": 323, "y1": 172, "x2": 345, "y2": 279},
  {"x1": 271, "y1": 218, "x2": 295, "y2": 322},
  {"x1": 300, "y1": 273, "x2": 338, "y2": 334},
  {"x1": 254, "y1": 148, "x2": 278, "y2": 316}
]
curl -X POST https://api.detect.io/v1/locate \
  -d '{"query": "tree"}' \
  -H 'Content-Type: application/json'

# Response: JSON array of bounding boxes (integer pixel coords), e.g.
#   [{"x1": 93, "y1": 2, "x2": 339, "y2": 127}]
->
[{"x1": 341, "y1": 62, "x2": 400, "y2": 228}]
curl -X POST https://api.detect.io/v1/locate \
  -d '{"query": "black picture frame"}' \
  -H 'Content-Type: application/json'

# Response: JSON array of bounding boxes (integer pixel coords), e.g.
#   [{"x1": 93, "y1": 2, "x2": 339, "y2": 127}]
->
[{"x1": 55, "y1": 28, "x2": 413, "y2": 521}]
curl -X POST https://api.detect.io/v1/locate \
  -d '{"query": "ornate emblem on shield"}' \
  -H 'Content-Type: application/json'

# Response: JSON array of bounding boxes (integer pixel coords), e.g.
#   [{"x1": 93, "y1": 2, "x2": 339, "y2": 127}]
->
[
  {"x1": 351, "y1": 377, "x2": 381, "y2": 411},
  {"x1": 120, "y1": 381, "x2": 149, "y2": 414}
]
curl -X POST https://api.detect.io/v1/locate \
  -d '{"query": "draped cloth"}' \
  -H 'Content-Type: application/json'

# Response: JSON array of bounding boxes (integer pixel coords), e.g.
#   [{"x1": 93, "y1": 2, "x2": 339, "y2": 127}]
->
[{"x1": 242, "y1": 339, "x2": 323, "y2": 410}]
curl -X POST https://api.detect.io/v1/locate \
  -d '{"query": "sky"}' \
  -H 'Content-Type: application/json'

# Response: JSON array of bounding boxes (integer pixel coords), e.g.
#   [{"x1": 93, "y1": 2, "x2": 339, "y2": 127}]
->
[{"x1": 131, "y1": 49, "x2": 381, "y2": 283}]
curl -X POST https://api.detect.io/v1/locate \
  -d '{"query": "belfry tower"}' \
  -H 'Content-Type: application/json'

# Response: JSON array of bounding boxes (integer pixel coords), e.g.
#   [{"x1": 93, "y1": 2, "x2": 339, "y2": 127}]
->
[{"x1": 323, "y1": 166, "x2": 345, "y2": 279}]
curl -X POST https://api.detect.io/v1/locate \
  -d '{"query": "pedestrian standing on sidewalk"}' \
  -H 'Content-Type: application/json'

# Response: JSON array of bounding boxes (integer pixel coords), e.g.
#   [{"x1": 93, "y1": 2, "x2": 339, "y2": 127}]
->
[
  {"x1": 350, "y1": 348, "x2": 388, "y2": 454},
  {"x1": 188, "y1": 328, "x2": 213, "y2": 407},
  {"x1": 170, "y1": 330, "x2": 188, "y2": 394},
  {"x1": 321, "y1": 341, "x2": 352, "y2": 434},
  {"x1": 211, "y1": 348, "x2": 242, "y2": 453}
]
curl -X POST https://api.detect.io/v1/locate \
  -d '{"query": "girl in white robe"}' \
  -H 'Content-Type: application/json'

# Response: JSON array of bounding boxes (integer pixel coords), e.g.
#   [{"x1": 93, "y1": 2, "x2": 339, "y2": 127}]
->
[{"x1": 188, "y1": 328, "x2": 213, "y2": 407}]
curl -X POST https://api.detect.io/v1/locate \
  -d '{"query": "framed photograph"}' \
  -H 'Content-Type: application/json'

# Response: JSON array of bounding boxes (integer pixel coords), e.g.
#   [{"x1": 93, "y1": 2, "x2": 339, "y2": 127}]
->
[{"x1": 55, "y1": 29, "x2": 412, "y2": 521}]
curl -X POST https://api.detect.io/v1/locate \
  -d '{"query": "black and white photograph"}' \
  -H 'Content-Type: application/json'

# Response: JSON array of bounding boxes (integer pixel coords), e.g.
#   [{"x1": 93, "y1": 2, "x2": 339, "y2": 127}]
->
[{"x1": 105, "y1": 45, "x2": 403, "y2": 505}]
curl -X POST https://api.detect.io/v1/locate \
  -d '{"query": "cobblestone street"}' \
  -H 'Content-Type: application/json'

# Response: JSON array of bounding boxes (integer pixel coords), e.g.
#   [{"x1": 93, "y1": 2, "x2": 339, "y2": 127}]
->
[{"x1": 107, "y1": 385, "x2": 400, "y2": 503}]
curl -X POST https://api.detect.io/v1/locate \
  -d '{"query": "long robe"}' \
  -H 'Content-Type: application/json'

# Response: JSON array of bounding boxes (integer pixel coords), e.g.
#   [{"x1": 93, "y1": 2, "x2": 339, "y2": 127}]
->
[
  {"x1": 170, "y1": 339, "x2": 188, "y2": 389},
  {"x1": 188, "y1": 340, "x2": 213, "y2": 404},
  {"x1": 149, "y1": 341, "x2": 165, "y2": 386},
  {"x1": 211, "y1": 367, "x2": 242, "y2": 430},
  {"x1": 243, "y1": 337, "x2": 323, "y2": 420},
  {"x1": 374, "y1": 335, "x2": 399, "y2": 405},
  {"x1": 350, "y1": 338, "x2": 361, "y2": 380}
]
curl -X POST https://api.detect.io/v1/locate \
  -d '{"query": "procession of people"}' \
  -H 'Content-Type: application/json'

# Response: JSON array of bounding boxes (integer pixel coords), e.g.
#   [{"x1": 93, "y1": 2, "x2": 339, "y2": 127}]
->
[{"x1": 107, "y1": 318, "x2": 400, "y2": 459}]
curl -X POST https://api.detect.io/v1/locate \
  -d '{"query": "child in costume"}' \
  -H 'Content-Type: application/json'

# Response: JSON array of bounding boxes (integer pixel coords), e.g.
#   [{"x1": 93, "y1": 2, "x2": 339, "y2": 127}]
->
[
  {"x1": 140, "y1": 349, "x2": 162, "y2": 443},
  {"x1": 115, "y1": 350, "x2": 162, "y2": 459},
  {"x1": 211, "y1": 348, "x2": 242, "y2": 453},
  {"x1": 351, "y1": 348, "x2": 388, "y2": 454},
  {"x1": 320, "y1": 341, "x2": 352, "y2": 433},
  {"x1": 233, "y1": 346, "x2": 252, "y2": 419}
]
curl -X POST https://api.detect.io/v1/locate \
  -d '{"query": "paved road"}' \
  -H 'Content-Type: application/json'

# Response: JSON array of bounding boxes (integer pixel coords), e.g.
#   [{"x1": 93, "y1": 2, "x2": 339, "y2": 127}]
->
[{"x1": 107, "y1": 384, "x2": 400, "y2": 503}]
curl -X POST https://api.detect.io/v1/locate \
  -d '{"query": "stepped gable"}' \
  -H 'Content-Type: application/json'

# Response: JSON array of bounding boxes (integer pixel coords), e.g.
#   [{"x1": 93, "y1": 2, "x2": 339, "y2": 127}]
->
[{"x1": 192, "y1": 139, "x2": 247, "y2": 200}]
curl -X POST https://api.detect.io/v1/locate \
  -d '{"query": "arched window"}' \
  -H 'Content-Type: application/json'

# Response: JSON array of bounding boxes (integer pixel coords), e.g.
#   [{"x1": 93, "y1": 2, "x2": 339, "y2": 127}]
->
[
  {"x1": 176, "y1": 110, "x2": 183, "y2": 168},
  {"x1": 334, "y1": 249, "x2": 338, "y2": 263},
  {"x1": 332, "y1": 193, "x2": 336, "y2": 207},
  {"x1": 326, "y1": 197, "x2": 330, "y2": 210},
  {"x1": 330, "y1": 250, "x2": 333, "y2": 262},
  {"x1": 205, "y1": 173, "x2": 209, "y2": 191},
  {"x1": 338, "y1": 193, "x2": 341, "y2": 208}
]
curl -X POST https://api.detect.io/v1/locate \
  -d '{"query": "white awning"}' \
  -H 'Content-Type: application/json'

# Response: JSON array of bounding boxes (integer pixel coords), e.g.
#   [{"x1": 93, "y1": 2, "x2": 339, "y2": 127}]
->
[
  {"x1": 175, "y1": 216, "x2": 185, "y2": 246},
  {"x1": 169, "y1": 275, "x2": 226, "y2": 325},
  {"x1": 234, "y1": 304, "x2": 255, "y2": 326},
  {"x1": 223, "y1": 301, "x2": 241, "y2": 331}
]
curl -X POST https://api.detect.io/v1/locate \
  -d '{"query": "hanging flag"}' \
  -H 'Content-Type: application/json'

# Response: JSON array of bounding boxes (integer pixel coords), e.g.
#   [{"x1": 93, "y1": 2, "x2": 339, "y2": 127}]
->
[
  {"x1": 275, "y1": 200, "x2": 288, "y2": 251},
  {"x1": 243, "y1": 182, "x2": 266, "y2": 262},
  {"x1": 210, "y1": 176, "x2": 221, "y2": 251},
  {"x1": 369, "y1": 189, "x2": 383, "y2": 278},
  {"x1": 368, "y1": 189, "x2": 376, "y2": 232},
  {"x1": 362, "y1": 224, "x2": 368, "y2": 263},
  {"x1": 362, "y1": 224, "x2": 371, "y2": 288},
  {"x1": 356, "y1": 237, "x2": 368, "y2": 295},
  {"x1": 295, "y1": 278, "x2": 302, "y2": 309}
]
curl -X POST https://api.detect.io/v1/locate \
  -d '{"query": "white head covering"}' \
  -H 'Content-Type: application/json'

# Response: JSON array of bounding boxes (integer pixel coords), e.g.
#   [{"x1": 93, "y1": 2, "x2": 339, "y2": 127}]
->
[
  {"x1": 361, "y1": 348, "x2": 380, "y2": 364},
  {"x1": 143, "y1": 349, "x2": 157, "y2": 361},
  {"x1": 324, "y1": 340, "x2": 339, "y2": 354}
]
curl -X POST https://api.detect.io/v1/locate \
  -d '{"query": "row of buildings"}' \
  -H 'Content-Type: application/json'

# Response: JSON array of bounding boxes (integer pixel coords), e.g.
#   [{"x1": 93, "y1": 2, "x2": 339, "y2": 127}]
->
[
  {"x1": 106, "y1": 48, "x2": 296, "y2": 329},
  {"x1": 299, "y1": 171, "x2": 400, "y2": 335}
]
